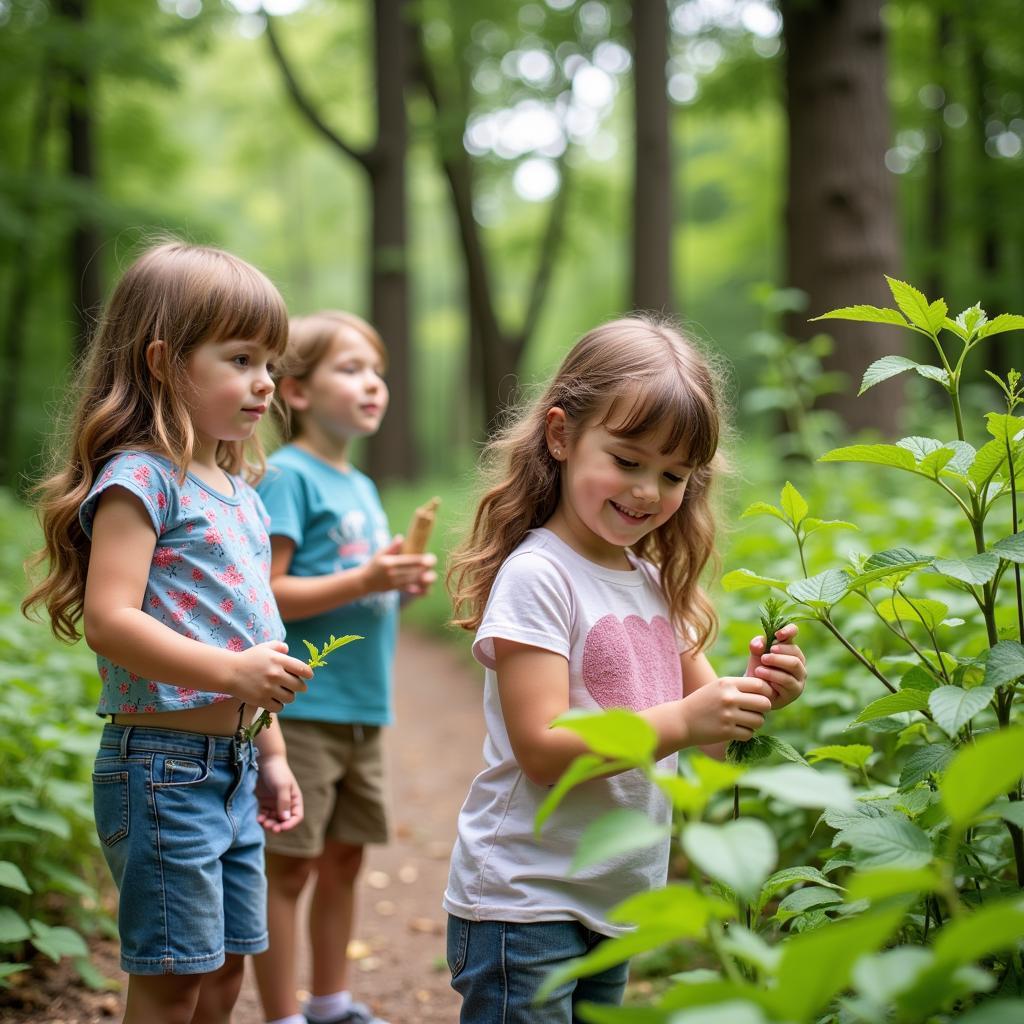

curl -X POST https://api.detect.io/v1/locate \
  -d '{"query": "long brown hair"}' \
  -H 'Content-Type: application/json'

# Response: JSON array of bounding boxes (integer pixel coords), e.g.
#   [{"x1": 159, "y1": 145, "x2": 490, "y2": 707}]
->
[
  {"x1": 448, "y1": 315, "x2": 730, "y2": 650},
  {"x1": 23, "y1": 239, "x2": 289, "y2": 642}
]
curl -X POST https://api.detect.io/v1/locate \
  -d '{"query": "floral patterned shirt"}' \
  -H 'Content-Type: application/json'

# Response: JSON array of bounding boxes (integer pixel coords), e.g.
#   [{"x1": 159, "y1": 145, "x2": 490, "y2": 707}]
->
[{"x1": 79, "y1": 451, "x2": 285, "y2": 715}]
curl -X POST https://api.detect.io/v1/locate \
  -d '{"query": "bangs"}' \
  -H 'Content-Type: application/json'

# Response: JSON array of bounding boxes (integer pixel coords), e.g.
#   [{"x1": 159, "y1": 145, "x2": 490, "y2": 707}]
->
[
  {"x1": 600, "y1": 373, "x2": 719, "y2": 466},
  {"x1": 199, "y1": 257, "x2": 289, "y2": 357}
]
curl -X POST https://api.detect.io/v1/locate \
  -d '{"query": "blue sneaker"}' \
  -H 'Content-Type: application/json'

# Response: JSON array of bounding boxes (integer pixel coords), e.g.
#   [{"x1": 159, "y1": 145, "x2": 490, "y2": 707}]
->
[{"x1": 306, "y1": 1004, "x2": 389, "y2": 1024}]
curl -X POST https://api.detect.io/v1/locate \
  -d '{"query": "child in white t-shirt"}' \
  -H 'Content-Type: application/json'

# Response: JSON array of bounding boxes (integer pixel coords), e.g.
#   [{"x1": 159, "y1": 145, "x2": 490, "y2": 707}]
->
[{"x1": 444, "y1": 315, "x2": 808, "y2": 1020}]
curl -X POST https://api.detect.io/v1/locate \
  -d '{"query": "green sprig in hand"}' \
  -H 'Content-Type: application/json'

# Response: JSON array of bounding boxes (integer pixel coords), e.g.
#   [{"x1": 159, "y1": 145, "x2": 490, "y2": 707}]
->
[{"x1": 245, "y1": 633, "x2": 362, "y2": 741}]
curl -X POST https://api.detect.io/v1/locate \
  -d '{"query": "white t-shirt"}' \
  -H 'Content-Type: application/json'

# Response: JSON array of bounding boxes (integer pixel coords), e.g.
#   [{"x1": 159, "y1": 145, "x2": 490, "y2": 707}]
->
[{"x1": 443, "y1": 528, "x2": 686, "y2": 937}]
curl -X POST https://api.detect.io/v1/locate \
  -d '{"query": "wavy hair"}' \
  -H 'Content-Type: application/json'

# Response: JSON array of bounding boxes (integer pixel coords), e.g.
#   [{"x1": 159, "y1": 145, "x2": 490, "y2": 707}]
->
[
  {"x1": 23, "y1": 239, "x2": 289, "y2": 642},
  {"x1": 448, "y1": 314, "x2": 730, "y2": 650}
]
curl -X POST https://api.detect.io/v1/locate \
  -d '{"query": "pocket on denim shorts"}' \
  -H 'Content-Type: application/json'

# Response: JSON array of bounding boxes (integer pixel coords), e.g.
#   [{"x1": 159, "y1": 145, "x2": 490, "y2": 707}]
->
[
  {"x1": 92, "y1": 771, "x2": 129, "y2": 847},
  {"x1": 446, "y1": 916, "x2": 470, "y2": 980},
  {"x1": 153, "y1": 754, "x2": 209, "y2": 787}
]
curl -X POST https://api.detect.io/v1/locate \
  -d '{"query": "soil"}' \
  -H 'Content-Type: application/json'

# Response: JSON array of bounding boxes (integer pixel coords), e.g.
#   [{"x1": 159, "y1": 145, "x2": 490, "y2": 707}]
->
[{"x1": 0, "y1": 628, "x2": 485, "y2": 1024}]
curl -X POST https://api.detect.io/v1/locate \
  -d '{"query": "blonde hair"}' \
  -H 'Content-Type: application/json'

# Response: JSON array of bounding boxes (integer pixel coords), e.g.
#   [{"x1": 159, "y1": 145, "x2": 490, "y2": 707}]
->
[
  {"x1": 272, "y1": 310, "x2": 388, "y2": 441},
  {"x1": 448, "y1": 314, "x2": 729, "y2": 650},
  {"x1": 23, "y1": 239, "x2": 289, "y2": 643}
]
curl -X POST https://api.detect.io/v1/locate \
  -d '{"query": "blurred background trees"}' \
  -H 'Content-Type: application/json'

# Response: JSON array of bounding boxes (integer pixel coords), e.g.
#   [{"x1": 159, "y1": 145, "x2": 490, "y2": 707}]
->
[{"x1": 1, "y1": 0, "x2": 1023, "y2": 486}]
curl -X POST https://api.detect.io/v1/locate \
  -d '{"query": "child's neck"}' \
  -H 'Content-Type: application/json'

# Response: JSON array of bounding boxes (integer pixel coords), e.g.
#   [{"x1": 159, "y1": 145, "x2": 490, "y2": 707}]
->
[
  {"x1": 293, "y1": 433, "x2": 352, "y2": 473},
  {"x1": 188, "y1": 439, "x2": 233, "y2": 493},
  {"x1": 543, "y1": 509, "x2": 634, "y2": 571}
]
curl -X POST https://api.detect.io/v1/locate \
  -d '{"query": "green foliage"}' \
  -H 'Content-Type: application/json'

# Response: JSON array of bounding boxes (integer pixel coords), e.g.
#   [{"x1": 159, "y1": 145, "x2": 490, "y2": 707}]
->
[
  {"x1": 536, "y1": 282, "x2": 1024, "y2": 1022},
  {"x1": 0, "y1": 491, "x2": 115, "y2": 989}
]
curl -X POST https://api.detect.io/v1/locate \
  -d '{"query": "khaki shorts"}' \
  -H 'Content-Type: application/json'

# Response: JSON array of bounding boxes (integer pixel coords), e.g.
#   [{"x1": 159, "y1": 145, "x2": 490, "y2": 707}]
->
[{"x1": 265, "y1": 719, "x2": 389, "y2": 858}]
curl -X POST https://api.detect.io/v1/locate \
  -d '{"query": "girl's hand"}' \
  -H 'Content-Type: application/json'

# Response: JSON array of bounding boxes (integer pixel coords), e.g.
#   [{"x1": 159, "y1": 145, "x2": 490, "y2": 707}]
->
[
  {"x1": 228, "y1": 641, "x2": 312, "y2": 709},
  {"x1": 679, "y1": 675, "x2": 774, "y2": 747},
  {"x1": 255, "y1": 752, "x2": 304, "y2": 833},
  {"x1": 360, "y1": 536, "x2": 438, "y2": 595},
  {"x1": 746, "y1": 623, "x2": 807, "y2": 711}
]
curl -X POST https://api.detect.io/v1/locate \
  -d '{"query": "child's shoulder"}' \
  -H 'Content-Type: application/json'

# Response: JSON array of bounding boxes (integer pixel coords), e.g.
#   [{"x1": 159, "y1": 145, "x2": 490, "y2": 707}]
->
[
  {"x1": 81, "y1": 450, "x2": 178, "y2": 537},
  {"x1": 496, "y1": 530, "x2": 573, "y2": 587}
]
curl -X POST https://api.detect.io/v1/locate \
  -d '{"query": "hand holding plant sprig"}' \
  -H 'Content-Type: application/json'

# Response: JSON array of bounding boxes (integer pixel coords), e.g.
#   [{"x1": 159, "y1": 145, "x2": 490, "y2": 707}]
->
[{"x1": 245, "y1": 633, "x2": 362, "y2": 741}]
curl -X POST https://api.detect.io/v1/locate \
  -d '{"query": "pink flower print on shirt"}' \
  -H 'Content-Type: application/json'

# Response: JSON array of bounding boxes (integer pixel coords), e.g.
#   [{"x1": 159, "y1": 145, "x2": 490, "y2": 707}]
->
[
  {"x1": 119, "y1": 682, "x2": 129, "y2": 694},
  {"x1": 209, "y1": 614, "x2": 221, "y2": 627},
  {"x1": 170, "y1": 590, "x2": 198, "y2": 613},
  {"x1": 155, "y1": 491, "x2": 167, "y2": 510},
  {"x1": 153, "y1": 546, "x2": 181, "y2": 569},
  {"x1": 128, "y1": 672, "x2": 139, "y2": 683},
  {"x1": 181, "y1": 494, "x2": 191, "y2": 508},
  {"x1": 99, "y1": 666, "x2": 109, "y2": 682},
  {"x1": 247, "y1": 587, "x2": 258, "y2": 604},
  {"x1": 133, "y1": 464, "x2": 151, "y2": 488},
  {"x1": 217, "y1": 565, "x2": 244, "y2": 587},
  {"x1": 220, "y1": 596, "x2": 235, "y2": 613},
  {"x1": 581, "y1": 614, "x2": 682, "y2": 712},
  {"x1": 227, "y1": 636, "x2": 246, "y2": 652},
  {"x1": 176, "y1": 687, "x2": 198, "y2": 703},
  {"x1": 148, "y1": 682, "x2": 158, "y2": 693},
  {"x1": 149, "y1": 594, "x2": 161, "y2": 610},
  {"x1": 191, "y1": 568, "x2": 204, "y2": 583}
]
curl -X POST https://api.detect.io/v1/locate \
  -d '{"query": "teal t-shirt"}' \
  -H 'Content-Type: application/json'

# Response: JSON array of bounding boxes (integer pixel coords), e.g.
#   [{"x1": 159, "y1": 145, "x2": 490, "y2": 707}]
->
[{"x1": 257, "y1": 445, "x2": 399, "y2": 725}]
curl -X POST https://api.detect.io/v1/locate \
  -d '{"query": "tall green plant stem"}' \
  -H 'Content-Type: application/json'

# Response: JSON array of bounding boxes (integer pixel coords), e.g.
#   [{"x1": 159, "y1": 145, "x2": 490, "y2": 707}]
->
[{"x1": 821, "y1": 614, "x2": 897, "y2": 693}]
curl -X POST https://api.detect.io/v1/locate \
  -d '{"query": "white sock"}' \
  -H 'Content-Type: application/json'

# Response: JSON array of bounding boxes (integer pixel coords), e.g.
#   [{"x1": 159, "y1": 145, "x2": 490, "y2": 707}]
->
[
  {"x1": 267, "y1": 1016, "x2": 306, "y2": 1024},
  {"x1": 305, "y1": 990, "x2": 353, "y2": 1021}
]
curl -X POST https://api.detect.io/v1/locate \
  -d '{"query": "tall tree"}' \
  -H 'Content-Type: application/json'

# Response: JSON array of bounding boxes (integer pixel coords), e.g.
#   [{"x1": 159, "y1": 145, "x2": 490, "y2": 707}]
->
[
  {"x1": 781, "y1": 0, "x2": 904, "y2": 435},
  {"x1": 58, "y1": 0, "x2": 104, "y2": 361},
  {"x1": 264, "y1": 0, "x2": 416, "y2": 481},
  {"x1": 631, "y1": 0, "x2": 673, "y2": 313}
]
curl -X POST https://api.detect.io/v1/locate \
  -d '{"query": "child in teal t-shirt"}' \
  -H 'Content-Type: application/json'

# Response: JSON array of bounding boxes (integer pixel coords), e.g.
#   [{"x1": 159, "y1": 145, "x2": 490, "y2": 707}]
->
[{"x1": 253, "y1": 312, "x2": 436, "y2": 1024}]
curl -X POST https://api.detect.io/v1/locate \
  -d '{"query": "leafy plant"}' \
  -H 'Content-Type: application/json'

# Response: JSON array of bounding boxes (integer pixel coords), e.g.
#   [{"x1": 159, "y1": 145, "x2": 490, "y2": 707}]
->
[
  {"x1": 534, "y1": 280, "x2": 1024, "y2": 1022},
  {"x1": 244, "y1": 633, "x2": 362, "y2": 740}
]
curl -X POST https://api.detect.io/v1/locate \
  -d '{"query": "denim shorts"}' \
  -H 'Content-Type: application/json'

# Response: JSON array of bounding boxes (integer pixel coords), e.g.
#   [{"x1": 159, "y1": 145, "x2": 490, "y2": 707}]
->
[
  {"x1": 447, "y1": 916, "x2": 629, "y2": 1023},
  {"x1": 92, "y1": 723, "x2": 268, "y2": 975}
]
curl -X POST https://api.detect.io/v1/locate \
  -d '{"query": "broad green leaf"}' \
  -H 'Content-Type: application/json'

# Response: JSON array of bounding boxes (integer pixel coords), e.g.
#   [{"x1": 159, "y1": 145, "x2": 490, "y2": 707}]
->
[
  {"x1": 877, "y1": 594, "x2": 948, "y2": 631},
  {"x1": 806, "y1": 744, "x2": 873, "y2": 770},
  {"x1": 942, "y1": 316, "x2": 969, "y2": 341},
  {"x1": 0, "y1": 963, "x2": 30, "y2": 985},
  {"x1": 931, "y1": 553, "x2": 999, "y2": 585},
  {"x1": 570, "y1": 809, "x2": 670, "y2": 874},
  {"x1": 0, "y1": 861, "x2": 31, "y2": 895},
  {"x1": 740, "y1": 501, "x2": 786, "y2": 523},
  {"x1": 986, "y1": 412, "x2": 1024, "y2": 445},
  {"x1": 918, "y1": 447, "x2": 956, "y2": 478},
  {"x1": 956, "y1": 1001, "x2": 1024, "y2": 1024},
  {"x1": 801, "y1": 517, "x2": 858, "y2": 535},
  {"x1": 822, "y1": 801, "x2": 889, "y2": 832},
  {"x1": 983, "y1": 641, "x2": 1024, "y2": 688},
  {"x1": 609, "y1": 884, "x2": 729, "y2": 931},
  {"x1": 690, "y1": 754, "x2": 746, "y2": 795},
  {"x1": 726, "y1": 734, "x2": 807, "y2": 767},
  {"x1": 780, "y1": 481, "x2": 808, "y2": 527},
  {"x1": 854, "y1": 689, "x2": 930, "y2": 723},
  {"x1": 774, "y1": 885, "x2": 843, "y2": 923},
  {"x1": 886, "y1": 277, "x2": 946, "y2": 333},
  {"x1": 992, "y1": 533, "x2": 1024, "y2": 564},
  {"x1": 846, "y1": 549, "x2": 933, "y2": 589},
  {"x1": 845, "y1": 865, "x2": 942, "y2": 902},
  {"x1": 915, "y1": 364, "x2": 951, "y2": 386},
  {"x1": 663, "y1": 1000, "x2": 769, "y2": 1024},
  {"x1": 955, "y1": 303, "x2": 987, "y2": 337},
  {"x1": 941, "y1": 725, "x2": 1024, "y2": 830},
  {"x1": 0, "y1": 907, "x2": 31, "y2": 943},
  {"x1": 787, "y1": 569, "x2": 848, "y2": 607},
  {"x1": 767, "y1": 907, "x2": 905, "y2": 1023},
  {"x1": 682, "y1": 820, "x2": 777, "y2": 902},
  {"x1": 977, "y1": 313, "x2": 1024, "y2": 340},
  {"x1": 10, "y1": 805, "x2": 70, "y2": 840},
  {"x1": 859, "y1": 356, "x2": 924, "y2": 395},
  {"x1": 658, "y1": 980, "x2": 768, "y2": 1014},
  {"x1": 852, "y1": 947, "x2": 934, "y2": 1005},
  {"x1": 721, "y1": 569, "x2": 788, "y2": 592},
  {"x1": 940, "y1": 439, "x2": 977, "y2": 475},
  {"x1": 900, "y1": 743, "x2": 954, "y2": 788},
  {"x1": 836, "y1": 816, "x2": 933, "y2": 869},
  {"x1": 29, "y1": 920, "x2": 89, "y2": 962},
  {"x1": 810, "y1": 304, "x2": 908, "y2": 327},
  {"x1": 969, "y1": 438, "x2": 1010, "y2": 485},
  {"x1": 535, "y1": 754, "x2": 631, "y2": 834},
  {"x1": 553, "y1": 709, "x2": 656, "y2": 762},
  {"x1": 719, "y1": 925, "x2": 782, "y2": 974},
  {"x1": 819, "y1": 444, "x2": 916, "y2": 471},
  {"x1": 743, "y1": 764, "x2": 855, "y2": 810},
  {"x1": 993, "y1": 800, "x2": 1024, "y2": 830},
  {"x1": 928, "y1": 685, "x2": 995, "y2": 737},
  {"x1": 755, "y1": 866, "x2": 841, "y2": 914},
  {"x1": 933, "y1": 897, "x2": 1024, "y2": 966},
  {"x1": 901, "y1": 665, "x2": 941, "y2": 691},
  {"x1": 897, "y1": 435, "x2": 943, "y2": 461},
  {"x1": 654, "y1": 773, "x2": 708, "y2": 815}
]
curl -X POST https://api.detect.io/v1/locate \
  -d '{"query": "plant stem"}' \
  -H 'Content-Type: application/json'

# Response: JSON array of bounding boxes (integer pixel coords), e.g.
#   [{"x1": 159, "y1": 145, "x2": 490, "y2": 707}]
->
[{"x1": 821, "y1": 615, "x2": 898, "y2": 693}]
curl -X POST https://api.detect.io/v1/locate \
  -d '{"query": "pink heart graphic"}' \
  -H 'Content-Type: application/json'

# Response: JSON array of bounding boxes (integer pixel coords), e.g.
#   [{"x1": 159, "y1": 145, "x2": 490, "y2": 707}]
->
[{"x1": 581, "y1": 614, "x2": 682, "y2": 711}]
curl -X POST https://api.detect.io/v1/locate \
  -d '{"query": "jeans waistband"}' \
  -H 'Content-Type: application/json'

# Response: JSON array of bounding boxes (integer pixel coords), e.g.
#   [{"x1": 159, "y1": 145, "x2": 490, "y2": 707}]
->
[{"x1": 99, "y1": 722, "x2": 253, "y2": 763}]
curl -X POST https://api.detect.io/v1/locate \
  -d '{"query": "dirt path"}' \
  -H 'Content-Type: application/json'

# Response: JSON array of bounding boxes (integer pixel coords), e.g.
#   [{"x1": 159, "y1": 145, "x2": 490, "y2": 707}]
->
[
  {"x1": 1, "y1": 628, "x2": 485, "y2": 1024},
  {"x1": 234, "y1": 627, "x2": 483, "y2": 1024}
]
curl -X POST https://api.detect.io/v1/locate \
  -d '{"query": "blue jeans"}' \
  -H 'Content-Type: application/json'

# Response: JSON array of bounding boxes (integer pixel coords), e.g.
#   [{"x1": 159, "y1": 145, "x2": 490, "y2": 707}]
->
[
  {"x1": 447, "y1": 916, "x2": 629, "y2": 1023},
  {"x1": 92, "y1": 724, "x2": 267, "y2": 975}
]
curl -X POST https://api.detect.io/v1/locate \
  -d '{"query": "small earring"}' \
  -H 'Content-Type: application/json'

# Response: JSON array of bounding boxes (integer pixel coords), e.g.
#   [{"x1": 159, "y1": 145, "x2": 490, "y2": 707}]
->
[{"x1": 552, "y1": 448, "x2": 562, "y2": 459}]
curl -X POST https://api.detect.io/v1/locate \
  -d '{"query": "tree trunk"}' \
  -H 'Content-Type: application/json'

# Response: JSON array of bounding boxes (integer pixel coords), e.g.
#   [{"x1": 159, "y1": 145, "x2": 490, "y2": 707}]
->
[
  {"x1": 631, "y1": 0, "x2": 674, "y2": 314},
  {"x1": 60, "y1": 0, "x2": 104, "y2": 361},
  {"x1": 924, "y1": 12, "x2": 951, "y2": 304},
  {"x1": 781, "y1": 0, "x2": 904, "y2": 435},
  {"x1": 365, "y1": 0, "x2": 415, "y2": 481}
]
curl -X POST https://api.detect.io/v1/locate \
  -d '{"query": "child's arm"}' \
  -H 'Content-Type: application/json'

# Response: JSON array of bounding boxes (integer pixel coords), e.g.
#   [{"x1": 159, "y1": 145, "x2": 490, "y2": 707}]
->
[
  {"x1": 494, "y1": 638, "x2": 777, "y2": 787},
  {"x1": 84, "y1": 488, "x2": 313, "y2": 706},
  {"x1": 267, "y1": 536, "x2": 436, "y2": 621},
  {"x1": 254, "y1": 725, "x2": 303, "y2": 832}
]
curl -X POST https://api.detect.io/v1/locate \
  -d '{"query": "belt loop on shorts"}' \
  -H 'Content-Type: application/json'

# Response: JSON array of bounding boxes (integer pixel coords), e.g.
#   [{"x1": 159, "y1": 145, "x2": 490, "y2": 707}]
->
[
  {"x1": 119, "y1": 725, "x2": 133, "y2": 758},
  {"x1": 353, "y1": 723, "x2": 365, "y2": 743},
  {"x1": 206, "y1": 735, "x2": 216, "y2": 765}
]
